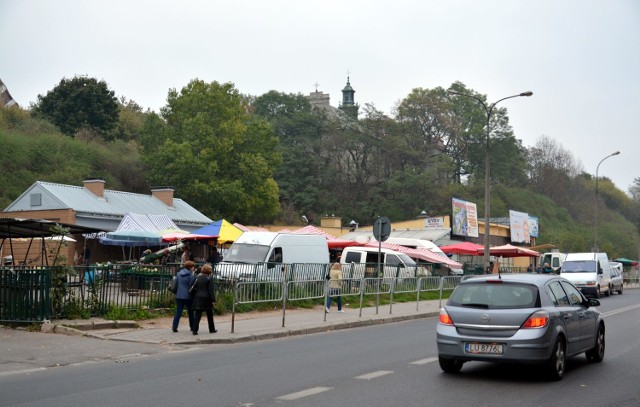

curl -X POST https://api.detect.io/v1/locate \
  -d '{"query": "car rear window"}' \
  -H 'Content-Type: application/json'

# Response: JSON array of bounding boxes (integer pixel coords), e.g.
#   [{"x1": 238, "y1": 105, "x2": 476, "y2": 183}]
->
[{"x1": 448, "y1": 282, "x2": 539, "y2": 309}]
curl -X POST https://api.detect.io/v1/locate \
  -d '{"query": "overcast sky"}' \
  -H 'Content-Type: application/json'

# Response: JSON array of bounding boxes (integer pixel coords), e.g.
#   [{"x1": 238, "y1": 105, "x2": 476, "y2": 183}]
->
[{"x1": 1, "y1": 1, "x2": 638, "y2": 193}]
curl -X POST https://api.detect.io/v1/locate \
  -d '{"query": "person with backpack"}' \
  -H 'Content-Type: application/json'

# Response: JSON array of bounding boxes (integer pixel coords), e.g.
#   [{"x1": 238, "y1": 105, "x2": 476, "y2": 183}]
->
[{"x1": 171, "y1": 260, "x2": 196, "y2": 333}]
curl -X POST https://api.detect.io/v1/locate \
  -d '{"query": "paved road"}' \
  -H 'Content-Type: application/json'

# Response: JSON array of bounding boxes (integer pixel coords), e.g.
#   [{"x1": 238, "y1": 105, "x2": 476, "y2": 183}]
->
[{"x1": 0, "y1": 299, "x2": 443, "y2": 376}]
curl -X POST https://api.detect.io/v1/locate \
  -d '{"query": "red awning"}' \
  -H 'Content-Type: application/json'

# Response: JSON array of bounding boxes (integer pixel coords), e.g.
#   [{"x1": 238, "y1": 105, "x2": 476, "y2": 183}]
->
[{"x1": 365, "y1": 241, "x2": 462, "y2": 268}]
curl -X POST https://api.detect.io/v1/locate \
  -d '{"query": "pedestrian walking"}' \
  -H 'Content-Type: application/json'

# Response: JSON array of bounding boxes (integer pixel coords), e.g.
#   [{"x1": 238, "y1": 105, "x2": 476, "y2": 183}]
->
[
  {"x1": 172, "y1": 260, "x2": 196, "y2": 333},
  {"x1": 191, "y1": 263, "x2": 217, "y2": 335},
  {"x1": 326, "y1": 255, "x2": 343, "y2": 313}
]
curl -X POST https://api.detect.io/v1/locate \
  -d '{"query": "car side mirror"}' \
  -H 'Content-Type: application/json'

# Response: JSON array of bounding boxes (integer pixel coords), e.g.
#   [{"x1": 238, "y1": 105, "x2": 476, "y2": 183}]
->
[{"x1": 588, "y1": 298, "x2": 601, "y2": 307}]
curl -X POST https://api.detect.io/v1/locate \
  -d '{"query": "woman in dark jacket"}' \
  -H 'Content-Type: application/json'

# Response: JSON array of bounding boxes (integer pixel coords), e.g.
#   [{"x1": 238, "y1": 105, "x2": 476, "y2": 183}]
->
[
  {"x1": 172, "y1": 260, "x2": 196, "y2": 333},
  {"x1": 191, "y1": 263, "x2": 217, "y2": 335}
]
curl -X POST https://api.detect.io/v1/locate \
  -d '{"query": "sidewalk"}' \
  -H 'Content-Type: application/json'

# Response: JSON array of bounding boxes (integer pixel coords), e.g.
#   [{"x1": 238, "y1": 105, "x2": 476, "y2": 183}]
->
[{"x1": 41, "y1": 299, "x2": 444, "y2": 345}]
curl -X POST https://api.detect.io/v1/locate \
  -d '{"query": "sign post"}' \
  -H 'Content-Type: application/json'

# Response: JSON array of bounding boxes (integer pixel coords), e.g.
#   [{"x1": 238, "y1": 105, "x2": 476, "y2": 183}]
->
[{"x1": 372, "y1": 216, "x2": 391, "y2": 314}]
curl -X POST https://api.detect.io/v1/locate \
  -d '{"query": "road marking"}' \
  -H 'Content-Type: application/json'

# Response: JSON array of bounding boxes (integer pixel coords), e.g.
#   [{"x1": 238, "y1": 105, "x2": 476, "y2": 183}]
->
[
  {"x1": 0, "y1": 367, "x2": 47, "y2": 377},
  {"x1": 355, "y1": 370, "x2": 394, "y2": 380},
  {"x1": 276, "y1": 387, "x2": 332, "y2": 401},
  {"x1": 410, "y1": 357, "x2": 438, "y2": 365},
  {"x1": 602, "y1": 304, "x2": 640, "y2": 318}
]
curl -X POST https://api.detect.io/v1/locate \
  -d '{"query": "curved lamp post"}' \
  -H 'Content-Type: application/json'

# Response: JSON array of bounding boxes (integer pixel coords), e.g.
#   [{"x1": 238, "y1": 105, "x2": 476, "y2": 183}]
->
[
  {"x1": 448, "y1": 90, "x2": 533, "y2": 271},
  {"x1": 593, "y1": 151, "x2": 620, "y2": 251}
]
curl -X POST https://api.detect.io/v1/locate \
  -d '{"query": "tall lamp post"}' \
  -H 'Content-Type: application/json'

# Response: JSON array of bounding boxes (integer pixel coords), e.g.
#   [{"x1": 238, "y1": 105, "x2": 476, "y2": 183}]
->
[
  {"x1": 593, "y1": 151, "x2": 620, "y2": 251},
  {"x1": 449, "y1": 90, "x2": 533, "y2": 271}
]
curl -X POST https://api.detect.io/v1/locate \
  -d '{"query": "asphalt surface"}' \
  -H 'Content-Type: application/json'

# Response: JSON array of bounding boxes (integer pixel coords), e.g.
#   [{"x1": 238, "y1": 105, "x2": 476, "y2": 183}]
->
[{"x1": 38, "y1": 298, "x2": 444, "y2": 345}]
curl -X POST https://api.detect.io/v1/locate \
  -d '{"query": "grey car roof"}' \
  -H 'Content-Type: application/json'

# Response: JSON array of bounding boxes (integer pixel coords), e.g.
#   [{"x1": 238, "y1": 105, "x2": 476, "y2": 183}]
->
[{"x1": 461, "y1": 273, "x2": 563, "y2": 286}]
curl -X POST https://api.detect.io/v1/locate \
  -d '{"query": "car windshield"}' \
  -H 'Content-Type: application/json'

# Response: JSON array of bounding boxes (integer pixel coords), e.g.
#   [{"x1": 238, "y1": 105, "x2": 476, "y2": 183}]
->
[
  {"x1": 448, "y1": 282, "x2": 538, "y2": 309},
  {"x1": 561, "y1": 260, "x2": 596, "y2": 273},
  {"x1": 224, "y1": 243, "x2": 270, "y2": 263}
]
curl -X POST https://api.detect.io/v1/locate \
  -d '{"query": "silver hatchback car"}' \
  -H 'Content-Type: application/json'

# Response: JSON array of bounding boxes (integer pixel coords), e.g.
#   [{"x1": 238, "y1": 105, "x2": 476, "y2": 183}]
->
[{"x1": 437, "y1": 273, "x2": 604, "y2": 380}]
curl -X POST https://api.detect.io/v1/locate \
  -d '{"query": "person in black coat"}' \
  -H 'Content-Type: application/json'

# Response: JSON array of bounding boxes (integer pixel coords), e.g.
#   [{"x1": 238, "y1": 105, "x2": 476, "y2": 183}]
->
[{"x1": 191, "y1": 263, "x2": 217, "y2": 335}]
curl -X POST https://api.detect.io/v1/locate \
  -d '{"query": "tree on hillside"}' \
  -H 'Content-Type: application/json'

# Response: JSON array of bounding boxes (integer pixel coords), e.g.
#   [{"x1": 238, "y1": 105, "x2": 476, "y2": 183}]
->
[
  {"x1": 527, "y1": 135, "x2": 583, "y2": 200},
  {"x1": 141, "y1": 79, "x2": 281, "y2": 223},
  {"x1": 252, "y1": 91, "x2": 325, "y2": 221},
  {"x1": 32, "y1": 76, "x2": 119, "y2": 137},
  {"x1": 445, "y1": 82, "x2": 528, "y2": 188}
]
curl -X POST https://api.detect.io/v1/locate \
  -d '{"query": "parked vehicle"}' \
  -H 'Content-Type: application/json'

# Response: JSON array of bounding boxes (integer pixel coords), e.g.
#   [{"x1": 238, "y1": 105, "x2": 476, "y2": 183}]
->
[
  {"x1": 540, "y1": 251, "x2": 566, "y2": 274},
  {"x1": 436, "y1": 273, "x2": 604, "y2": 380},
  {"x1": 340, "y1": 246, "x2": 424, "y2": 279},
  {"x1": 560, "y1": 252, "x2": 612, "y2": 298},
  {"x1": 220, "y1": 232, "x2": 330, "y2": 281},
  {"x1": 609, "y1": 262, "x2": 624, "y2": 295}
]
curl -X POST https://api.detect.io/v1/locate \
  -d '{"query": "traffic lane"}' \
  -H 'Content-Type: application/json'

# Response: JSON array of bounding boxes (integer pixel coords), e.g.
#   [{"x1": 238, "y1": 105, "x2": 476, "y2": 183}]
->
[
  {"x1": 0, "y1": 327, "x2": 186, "y2": 377},
  {"x1": 1, "y1": 291, "x2": 639, "y2": 406},
  {"x1": 256, "y1": 302, "x2": 640, "y2": 406},
  {"x1": 0, "y1": 318, "x2": 438, "y2": 406}
]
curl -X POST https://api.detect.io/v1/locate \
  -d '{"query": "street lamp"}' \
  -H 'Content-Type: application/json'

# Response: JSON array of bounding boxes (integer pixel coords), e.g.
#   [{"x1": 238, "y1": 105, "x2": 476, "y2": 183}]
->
[
  {"x1": 593, "y1": 151, "x2": 620, "y2": 251},
  {"x1": 448, "y1": 89, "x2": 533, "y2": 271}
]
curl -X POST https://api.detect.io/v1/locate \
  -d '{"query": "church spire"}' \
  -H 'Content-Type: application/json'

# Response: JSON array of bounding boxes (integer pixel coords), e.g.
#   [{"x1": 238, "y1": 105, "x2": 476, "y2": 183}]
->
[{"x1": 339, "y1": 75, "x2": 358, "y2": 119}]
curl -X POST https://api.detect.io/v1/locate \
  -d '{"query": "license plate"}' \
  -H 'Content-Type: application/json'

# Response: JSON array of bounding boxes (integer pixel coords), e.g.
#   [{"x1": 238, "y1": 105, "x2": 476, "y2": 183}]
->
[{"x1": 464, "y1": 342, "x2": 504, "y2": 355}]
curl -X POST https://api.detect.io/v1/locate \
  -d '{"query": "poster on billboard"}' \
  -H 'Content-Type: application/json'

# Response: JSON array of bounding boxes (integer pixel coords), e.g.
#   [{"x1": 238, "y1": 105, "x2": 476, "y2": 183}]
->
[
  {"x1": 509, "y1": 210, "x2": 531, "y2": 244},
  {"x1": 528, "y1": 215, "x2": 539, "y2": 238},
  {"x1": 452, "y1": 198, "x2": 479, "y2": 237}
]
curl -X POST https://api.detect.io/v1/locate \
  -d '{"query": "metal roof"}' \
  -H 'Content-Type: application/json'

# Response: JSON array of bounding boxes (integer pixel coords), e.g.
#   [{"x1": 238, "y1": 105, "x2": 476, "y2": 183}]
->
[
  {"x1": 0, "y1": 218, "x2": 103, "y2": 239},
  {"x1": 4, "y1": 181, "x2": 213, "y2": 227}
]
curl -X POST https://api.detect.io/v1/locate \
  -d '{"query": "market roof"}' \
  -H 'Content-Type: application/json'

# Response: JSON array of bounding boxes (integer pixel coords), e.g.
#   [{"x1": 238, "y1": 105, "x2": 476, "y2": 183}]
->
[
  {"x1": 3, "y1": 181, "x2": 212, "y2": 226},
  {"x1": 0, "y1": 218, "x2": 103, "y2": 239}
]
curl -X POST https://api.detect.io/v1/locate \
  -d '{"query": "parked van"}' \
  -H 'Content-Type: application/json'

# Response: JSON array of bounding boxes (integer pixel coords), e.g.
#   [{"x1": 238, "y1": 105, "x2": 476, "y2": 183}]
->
[
  {"x1": 560, "y1": 252, "x2": 612, "y2": 298},
  {"x1": 220, "y1": 232, "x2": 329, "y2": 281},
  {"x1": 340, "y1": 246, "x2": 424, "y2": 279},
  {"x1": 540, "y1": 251, "x2": 566, "y2": 273}
]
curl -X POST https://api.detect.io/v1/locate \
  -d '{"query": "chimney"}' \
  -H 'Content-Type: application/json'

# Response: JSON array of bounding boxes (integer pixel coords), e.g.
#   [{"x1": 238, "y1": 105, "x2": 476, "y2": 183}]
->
[
  {"x1": 83, "y1": 177, "x2": 105, "y2": 197},
  {"x1": 151, "y1": 186, "x2": 175, "y2": 207}
]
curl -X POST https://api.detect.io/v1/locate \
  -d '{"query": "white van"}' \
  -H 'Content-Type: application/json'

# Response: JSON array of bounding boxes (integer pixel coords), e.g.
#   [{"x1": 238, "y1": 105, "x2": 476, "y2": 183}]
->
[
  {"x1": 340, "y1": 246, "x2": 423, "y2": 279},
  {"x1": 540, "y1": 251, "x2": 566, "y2": 273},
  {"x1": 220, "y1": 232, "x2": 329, "y2": 280},
  {"x1": 560, "y1": 252, "x2": 612, "y2": 298}
]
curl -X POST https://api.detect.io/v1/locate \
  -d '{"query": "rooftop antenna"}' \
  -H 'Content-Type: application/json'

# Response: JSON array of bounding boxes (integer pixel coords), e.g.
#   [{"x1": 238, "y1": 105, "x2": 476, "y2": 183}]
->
[{"x1": 314, "y1": 81, "x2": 320, "y2": 92}]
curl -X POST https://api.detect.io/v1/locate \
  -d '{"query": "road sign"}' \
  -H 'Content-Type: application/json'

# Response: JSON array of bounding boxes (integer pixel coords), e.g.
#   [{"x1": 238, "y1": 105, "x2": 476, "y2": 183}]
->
[{"x1": 373, "y1": 216, "x2": 391, "y2": 242}]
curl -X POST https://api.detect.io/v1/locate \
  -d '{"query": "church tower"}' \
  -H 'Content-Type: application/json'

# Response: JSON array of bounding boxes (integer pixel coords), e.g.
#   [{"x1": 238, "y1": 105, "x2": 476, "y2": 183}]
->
[{"x1": 339, "y1": 76, "x2": 359, "y2": 119}]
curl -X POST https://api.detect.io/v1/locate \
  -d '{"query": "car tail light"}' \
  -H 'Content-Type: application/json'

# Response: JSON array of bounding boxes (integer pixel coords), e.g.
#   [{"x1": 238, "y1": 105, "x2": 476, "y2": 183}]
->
[
  {"x1": 439, "y1": 308, "x2": 454, "y2": 326},
  {"x1": 522, "y1": 311, "x2": 549, "y2": 329}
]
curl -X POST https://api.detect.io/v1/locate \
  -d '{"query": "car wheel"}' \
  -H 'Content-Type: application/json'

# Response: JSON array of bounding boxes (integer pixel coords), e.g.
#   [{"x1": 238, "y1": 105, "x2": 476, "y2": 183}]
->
[
  {"x1": 439, "y1": 356, "x2": 463, "y2": 373},
  {"x1": 586, "y1": 324, "x2": 605, "y2": 363},
  {"x1": 546, "y1": 337, "x2": 566, "y2": 381},
  {"x1": 605, "y1": 285, "x2": 611, "y2": 297},
  {"x1": 594, "y1": 286, "x2": 601, "y2": 299},
  {"x1": 618, "y1": 284, "x2": 623, "y2": 295}
]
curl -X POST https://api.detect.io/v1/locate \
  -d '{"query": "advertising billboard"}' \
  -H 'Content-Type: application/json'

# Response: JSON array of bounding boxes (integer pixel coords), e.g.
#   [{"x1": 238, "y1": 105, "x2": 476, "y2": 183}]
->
[
  {"x1": 452, "y1": 198, "x2": 479, "y2": 237},
  {"x1": 528, "y1": 215, "x2": 539, "y2": 238},
  {"x1": 509, "y1": 210, "x2": 531, "y2": 244}
]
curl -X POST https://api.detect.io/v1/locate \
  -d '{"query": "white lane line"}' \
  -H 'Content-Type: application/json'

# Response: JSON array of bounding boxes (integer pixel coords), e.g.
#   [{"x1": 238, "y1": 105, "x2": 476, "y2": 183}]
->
[
  {"x1": 276, "y1": 387, "x2": 332, "y2": 401},
  {"x1": 0, "y1": 367, "x2": 47, "y2": 377},
  {"x1": 602, "y1": 304, "x2": 640, "y2": 318},
  {"x1": 355, "y1": 370, "x2": 394, "y2": 380},
  {"x1": 410, "y1": 357, "x2": 438, "y2": 365}
]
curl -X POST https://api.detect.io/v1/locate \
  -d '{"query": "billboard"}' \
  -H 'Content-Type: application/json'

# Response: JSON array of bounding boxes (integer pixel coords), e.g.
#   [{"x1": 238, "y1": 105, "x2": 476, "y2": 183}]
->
[
  {"x1": 452, "y1": 198, "x2": 479, "y2": 237},
  {"x1": 528, "y1": 215, "x2": 539, "y2": 238},
  {"x1": 509, "y1": 210, "x2": 532, "y2": 244}
]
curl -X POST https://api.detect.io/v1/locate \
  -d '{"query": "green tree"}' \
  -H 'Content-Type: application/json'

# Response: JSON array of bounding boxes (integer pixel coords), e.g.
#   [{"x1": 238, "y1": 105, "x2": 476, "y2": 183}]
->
[
  {"x1": 252, "y1": 91, "x2": 325, "y2": 221},
  {"x1": 142, "y1": 79, "x2": 281, "y2": 223},
  {"x1": 32, "y1": 76, "x2": 119, "y2": 137}
]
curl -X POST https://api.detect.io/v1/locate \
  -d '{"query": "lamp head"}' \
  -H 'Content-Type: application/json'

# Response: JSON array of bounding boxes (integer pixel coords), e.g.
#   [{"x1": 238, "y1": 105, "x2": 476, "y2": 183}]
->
[
  {"x1": 612, "y1": 151, "x2": 620, "y2": 156},
  {"x1": 520, "y1": 91, "x2": 533, "y2": 97}
]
